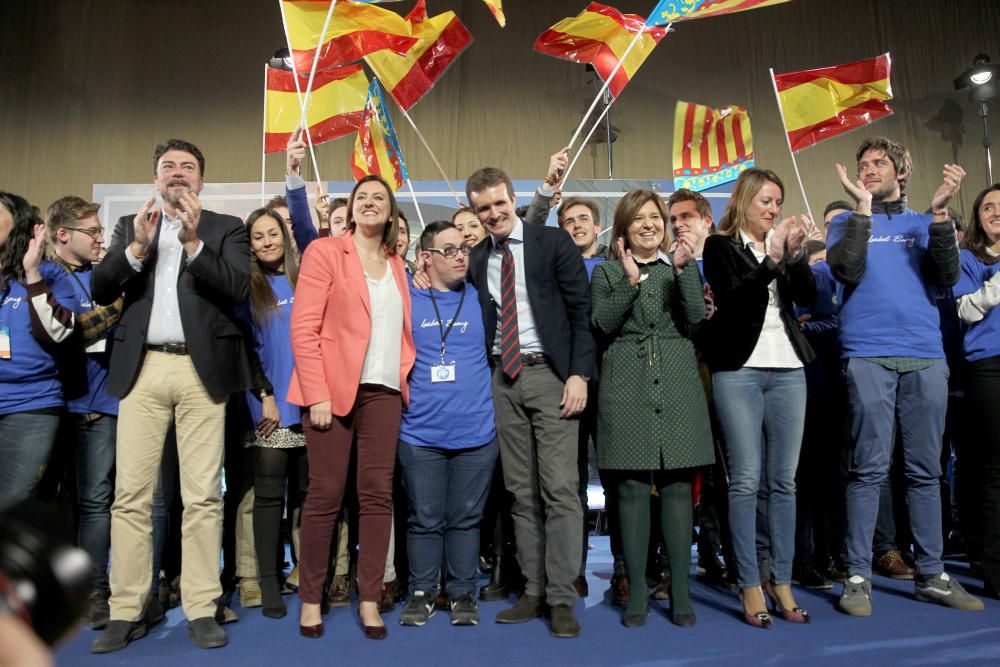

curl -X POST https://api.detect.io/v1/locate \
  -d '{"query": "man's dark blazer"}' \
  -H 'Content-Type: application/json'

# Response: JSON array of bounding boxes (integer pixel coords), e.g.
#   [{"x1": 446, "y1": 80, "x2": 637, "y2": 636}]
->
[
  {"x1": 701, "y1": 232, "x2": 816, "y2": 373},
  {"x1": 92, "y1": 210, "x2": 252, "y2": 398},
  {"x1": 468, "y1": 222, "x2": 595, "y2": 382}
]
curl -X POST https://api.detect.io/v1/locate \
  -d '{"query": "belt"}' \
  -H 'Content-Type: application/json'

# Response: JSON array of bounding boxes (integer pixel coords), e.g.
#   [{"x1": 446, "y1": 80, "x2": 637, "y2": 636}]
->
[
  {"x1": 491, "y1": 352, "x2": 549, "y2": 367},
  {"x1": 146, "y1": 343, "x2": 189, "y2": 355}
]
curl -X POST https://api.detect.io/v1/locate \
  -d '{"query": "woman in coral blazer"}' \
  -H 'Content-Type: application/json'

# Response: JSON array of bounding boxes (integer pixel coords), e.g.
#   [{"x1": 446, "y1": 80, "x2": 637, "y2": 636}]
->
[{"x1": 287, "y1": 175, "x2": 415, "y2": 640}]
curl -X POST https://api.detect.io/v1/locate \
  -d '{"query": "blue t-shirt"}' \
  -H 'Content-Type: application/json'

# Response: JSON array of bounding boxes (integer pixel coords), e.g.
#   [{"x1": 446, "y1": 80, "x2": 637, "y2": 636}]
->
[
  {"x1": 60, "y1": 267, "x2": 118, "y2": 416},
  {"x1": 583, "y1": 256, "x2": 606, "y2": 280},
  {"x1": 826, "y1": 209, "x2": 945, "y2": 358},
  {"x1": 400, "y1": 282, "x2": 495, "y2": 449},
  {"x1": 0, "y1": 262, "x2": 77, "y2": 415},
  {"x1": 242, "y1": 273, "x2": 300, "y2": 428},
  {"x1": 954, "y1": 249, "x2": 1000, "y2": 362}
]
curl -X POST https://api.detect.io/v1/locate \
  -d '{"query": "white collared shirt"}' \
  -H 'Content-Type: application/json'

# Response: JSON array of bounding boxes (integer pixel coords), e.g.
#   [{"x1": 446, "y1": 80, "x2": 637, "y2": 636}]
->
[
  {"x1": 739, "y1": 229, "x2": 802, "y2": 369},
  {"x1": 486, "y1": 219, "x2": 543, "y2": 355},
  {"x1": 359, "y1": 266, "x2": 403, "y2": 390},
  {"x1": 145, "y1": 212, "x2": 187, "y2": 345}
]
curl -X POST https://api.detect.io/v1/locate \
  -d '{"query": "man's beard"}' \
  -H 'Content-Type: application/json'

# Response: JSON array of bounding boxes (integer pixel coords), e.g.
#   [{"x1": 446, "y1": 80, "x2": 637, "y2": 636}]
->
[{"x1": 161, "y1": 182, "x2": 190, "y2": 205}]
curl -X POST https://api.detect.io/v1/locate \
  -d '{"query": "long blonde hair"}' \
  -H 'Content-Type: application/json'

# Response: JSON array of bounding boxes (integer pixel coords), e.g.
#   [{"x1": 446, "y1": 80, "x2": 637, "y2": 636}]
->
[{"x1": 717, "y1": 168, "x2": 785, "y2": 237}]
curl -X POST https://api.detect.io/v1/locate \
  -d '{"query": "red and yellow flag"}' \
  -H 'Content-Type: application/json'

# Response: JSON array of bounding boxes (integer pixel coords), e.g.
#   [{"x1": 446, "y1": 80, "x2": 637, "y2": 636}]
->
[
  {"x1": 281, "y1": 0, "x2": 417, "y2": 73},
  {"x1": 672, "y1": 101, "x2": 754, "y2": 191},
  {"x1": 774, "y1": 53, "x2": 893, "y2": 152},
  {"x1": 365, "y1": 0, "x2": 473, "y2": 111},
  {"x1": 351, "y1": 79, "x2": 410, "y2": 191},
  {"x1": 483, "y1": 1, "x2": 506, "y2": 27},
  {"x1": 534, "y1": 3, "x2": 667, "y2": 99},
  {"x1": 264, "y1": 64, "x2": 368, "y2": 153}
]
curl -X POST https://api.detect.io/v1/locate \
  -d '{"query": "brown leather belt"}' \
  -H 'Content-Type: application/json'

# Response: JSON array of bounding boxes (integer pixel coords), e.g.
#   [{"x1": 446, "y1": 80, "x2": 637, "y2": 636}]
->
[{"x1": 146, "y1": 343, "x2": 189, "y2": 355}]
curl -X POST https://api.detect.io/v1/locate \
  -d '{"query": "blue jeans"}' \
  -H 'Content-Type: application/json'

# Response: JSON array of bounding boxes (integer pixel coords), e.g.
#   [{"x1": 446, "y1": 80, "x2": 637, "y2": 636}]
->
[
  {"x1": 70, "y1": 413, "x2": 117, "y2": 594},
  {"x1": 397, "y1": 438, "x2": 497, "y2": 597},
  {"x1": 713, "y1": 368, "x2": 806, "y2": 588},
  {"x1": 0, "y1": 411, "x2": 61, "y2": 510},
  {"x1": 844, "y1": 358, "x2": 947, "y2": 579}
]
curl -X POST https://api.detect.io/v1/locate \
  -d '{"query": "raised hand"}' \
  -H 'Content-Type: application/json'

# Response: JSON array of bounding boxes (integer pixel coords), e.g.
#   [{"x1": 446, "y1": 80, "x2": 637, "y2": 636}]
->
[
  {"x1": 930, "y1": 164, "x2": 966, "y2": 213},
  {"x1": 22, "y1": 223, "x2": 47, "y2": 282},
  {"x1": 177, "y1": 191, "x2": 202, "y2": 252},
  {"x1": 786, "y1": 215, "x2": 808, "y2": 258},
  {"x1": 286, "y1": 127, "x2": 306, "y2": 177},
  {"x1": 315, "y1": 184, "x2": 331, "y2": 227},
  {"x1": 546, "y1": 146, "x2": 571, "y2": 187},
  {"x1": 836, "y1": 163, "x2": 873, "y2": 215},
  {"x1": 673, "y1": 229, "x2": 697, "y2": 270},
  {"x1": 617, "y1": 236, "x2": 641, "y2": 285},
  {"x1": 768, "y1": 217, "x2": 793, "y2": 263},
  {"x1": 132, "y1": 196, "x2": 159, "y2": 255}
]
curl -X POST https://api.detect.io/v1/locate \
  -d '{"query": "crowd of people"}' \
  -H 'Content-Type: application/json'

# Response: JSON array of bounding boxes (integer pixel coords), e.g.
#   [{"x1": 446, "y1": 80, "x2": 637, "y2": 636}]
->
[{"x1": 0, "y1": 131, "x2": 997, "y2": 654}]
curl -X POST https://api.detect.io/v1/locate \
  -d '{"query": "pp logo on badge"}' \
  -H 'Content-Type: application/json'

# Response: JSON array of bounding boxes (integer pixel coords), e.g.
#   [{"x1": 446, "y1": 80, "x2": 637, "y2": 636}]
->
[{"x1": 430, "y1": 362, "x2": 456, "y2": 383}]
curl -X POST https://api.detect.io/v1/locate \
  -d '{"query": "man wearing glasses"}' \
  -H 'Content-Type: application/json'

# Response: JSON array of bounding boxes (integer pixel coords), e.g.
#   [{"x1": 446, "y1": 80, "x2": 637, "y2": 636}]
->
[
  {"x1": 44, "y1": 196, "x2": 124, "y2": 631},
  {"x1": 398, "y1": 221, "x2": 498, "y2": 628}
]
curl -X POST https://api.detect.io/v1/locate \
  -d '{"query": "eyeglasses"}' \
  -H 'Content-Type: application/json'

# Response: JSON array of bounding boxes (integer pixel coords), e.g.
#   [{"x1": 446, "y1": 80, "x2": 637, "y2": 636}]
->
[
  {"x1": 63, "y1": 225, "x2": 105, "y2": 239},
  {"x1": 426, "y1": 243, "x2": 473, "y2": 258}
]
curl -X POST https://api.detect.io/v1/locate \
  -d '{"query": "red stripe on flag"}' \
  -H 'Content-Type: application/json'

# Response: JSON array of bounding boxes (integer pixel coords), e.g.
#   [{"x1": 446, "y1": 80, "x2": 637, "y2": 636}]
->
[
  {"x1": 731, "y1": 113, "x2": 746, "y2": 161},
  {"x1": 715, "y1": 116, "x2": 728, "y2": 166},
  {"x1": 534, "y1": 29, "x2": 631, "y2": 98},
  {"x1": 786, "y1": 99, "x2": 893, "y2": 152},
  {"x1": 266, "y1": 64, "x2": 363, "y2": 93},
  {"x1": 699, "y1": 110, "x2": 712, "y2": 169},
  {"x1": 265, "y1": 109, "x2": 365, "y2": 153},
  {"x1": 388, "y1": 17, "x2": 472, "y2": 110},
  {"x1": 587, "y1": 2, "x2": 666, "y2": 36},
  {"x1": 773, "y1": 54, "x2": 890, "y2": 92},
  {"x1": 681, "y1": 103, "x2": 696, "y2": 170},
  {"x1": 293, "y1": 32, "x2": 418, "y2": 73}
]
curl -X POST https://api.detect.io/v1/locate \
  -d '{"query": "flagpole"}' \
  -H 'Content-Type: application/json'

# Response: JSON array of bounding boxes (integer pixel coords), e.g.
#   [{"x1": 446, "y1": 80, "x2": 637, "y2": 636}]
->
[
  {"x1": 562, "y1": 97, "x2": 615, "y2": 185},
  {"x1": 768, "y1": 67, "x2": 815, "y2": 224},
  {"x1": 405, "y1": 179, "x2": 426, "y2": 230},
  {"x1": 373, "y1": 72, "x2": 464, "y2": 207},
  {"x1": 261, "y1": 64, "x2": 269, "y2": 206},
  {"x1": 278, "y1": 0, "x2": 324, "y2": 186},
  {"x1": 299, "y1": 0, "x2": 338, "y2": 129},
  {"x1": 566, "y1": 18, "x2": 671, "y2": 151}
]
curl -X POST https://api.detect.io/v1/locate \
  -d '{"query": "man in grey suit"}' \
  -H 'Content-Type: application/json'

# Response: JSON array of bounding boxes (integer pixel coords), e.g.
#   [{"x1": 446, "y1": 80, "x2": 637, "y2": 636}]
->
[{"x1": 91, "y1": 139, "x2": 251, "y2": 653}]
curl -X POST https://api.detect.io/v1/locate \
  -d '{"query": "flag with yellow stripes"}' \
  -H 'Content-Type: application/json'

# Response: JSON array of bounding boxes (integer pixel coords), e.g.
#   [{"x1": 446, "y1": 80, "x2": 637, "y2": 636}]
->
[
  {"x1": 351, "y1": 79, "x2": 410, "y2": 191},
  {"x1": 774, "y1": 53, "x2": 893, "y2": 152},
  {"x1": 483, "y1": 1, "x2": 506, "y2": 27},
  {"x1": 534, "y1": 2, "x2": 667, "y2": 99},
  {"x1": 672, "y1": 101, "x2": 754, "y2": 191},
  {"x1": 264, "y1": 64, "x2": 368, "y2": 153}
]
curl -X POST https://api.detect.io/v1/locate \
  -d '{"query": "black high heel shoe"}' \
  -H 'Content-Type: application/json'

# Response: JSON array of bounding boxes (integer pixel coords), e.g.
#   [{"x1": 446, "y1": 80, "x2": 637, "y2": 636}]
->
[{"x1": 763, "y1": 582, "x2": 810, "y2": 623}]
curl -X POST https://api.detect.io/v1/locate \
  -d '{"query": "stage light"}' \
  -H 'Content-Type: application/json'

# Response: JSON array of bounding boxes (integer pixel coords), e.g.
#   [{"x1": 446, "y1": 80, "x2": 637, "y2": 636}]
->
[{"x1": 955, "y1": 54, "x2": 999, "y2": 185}]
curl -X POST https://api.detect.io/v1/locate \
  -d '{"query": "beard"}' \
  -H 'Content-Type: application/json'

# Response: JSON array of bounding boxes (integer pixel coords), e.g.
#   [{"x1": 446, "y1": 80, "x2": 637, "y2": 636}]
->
[{"x1": 160, "y1": 181, "x2": 190, "y2": 205}]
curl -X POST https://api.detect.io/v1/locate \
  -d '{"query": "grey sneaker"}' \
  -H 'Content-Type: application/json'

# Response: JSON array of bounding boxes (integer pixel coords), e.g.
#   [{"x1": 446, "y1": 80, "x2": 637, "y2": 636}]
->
[
  {"x1": 450, "y1": 593, "x2": 479, "y2": 626},
  {"x1": 915, "y1": 573, "x2": 985, "y2": 611},
  {"x1": 838, "y1": 575, "x2": 872, "y2": 616},
  {"x1": 399, "y1": 590, "x2": 436, "y2": 626}
]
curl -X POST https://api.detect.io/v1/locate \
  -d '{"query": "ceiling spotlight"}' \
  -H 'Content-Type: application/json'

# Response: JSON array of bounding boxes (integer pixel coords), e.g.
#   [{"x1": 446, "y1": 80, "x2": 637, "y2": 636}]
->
[{"x1": 954, "y1": 54, "x2": 1000, "y2": 101}]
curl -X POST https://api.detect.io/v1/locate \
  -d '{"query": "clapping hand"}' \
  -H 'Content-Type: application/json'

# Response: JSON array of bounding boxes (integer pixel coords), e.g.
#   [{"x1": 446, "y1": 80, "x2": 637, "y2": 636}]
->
[
  {"x1": 617, "y1": 236, "x2": 641, "y2": 285},
  {"x1": 177, "y1": 191, "x2": 202, "y2": 252},
  {"x1": 21, "y1": 223, "x2": 46, "y2": 283},
  {"x1": 930, "y1": 164, "x2": 966, "y2": 213},
  {"x1": 132, "y1": 196, "x2": 160, "y2": 256},
  {"x1": 836, "y1": 163, "x2": 873, "y2": 215},
  {"x1": 673, "y1": 229, "x2": 698, "y2": 271},
  {"x1": 786, "y1": 215, "x2": 808, "y2": 259}
]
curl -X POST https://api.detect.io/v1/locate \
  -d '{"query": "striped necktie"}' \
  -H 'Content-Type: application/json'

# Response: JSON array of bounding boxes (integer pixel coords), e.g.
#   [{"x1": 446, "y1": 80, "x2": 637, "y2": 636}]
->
[{"x1": 499, "y1": 239, "x2": 522, "y2": 380}]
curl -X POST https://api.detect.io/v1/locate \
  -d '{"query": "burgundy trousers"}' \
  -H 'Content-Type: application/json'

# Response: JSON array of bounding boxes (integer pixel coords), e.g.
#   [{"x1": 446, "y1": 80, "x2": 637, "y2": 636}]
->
[{"x1": 297, "y1": 385, "x2": 401, "y2": 604}]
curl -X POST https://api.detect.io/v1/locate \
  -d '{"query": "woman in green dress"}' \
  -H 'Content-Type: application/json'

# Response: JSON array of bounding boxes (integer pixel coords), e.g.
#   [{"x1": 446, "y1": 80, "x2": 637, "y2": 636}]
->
[{"x1": 591, "y1": 189, "x2": 715, "y2": 628}]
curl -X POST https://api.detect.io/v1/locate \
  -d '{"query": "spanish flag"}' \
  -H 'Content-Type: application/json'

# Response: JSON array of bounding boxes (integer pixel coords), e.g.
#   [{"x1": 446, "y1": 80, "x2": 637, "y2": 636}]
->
[
  {"x1": 672, "y1": 101, "x2": 755, "y2": 191},
  {"x1": 534, "y1": 3, "x2": 667, "y2": 99},
  {"x1": 774, "y1": 53, "x2": 893, "y2": 153},
  {"x1": 264, "y1": 64, "x2": 368, "y2": 153},
  {"x1": 365, "y1": 0, "x2": 473, "y2": 111},
  {"x1": 483, "y1": 1, "x2": 506, "y2": 27},
  {"x1": 281, "y1": 0, "x2": 417, "y2": 73},
  {"x1": 653, "y1": 0, "x2": 792, "y2": 24},
  {"x1": 351, "y1": 79, "x2": 410, "y2": 191}
]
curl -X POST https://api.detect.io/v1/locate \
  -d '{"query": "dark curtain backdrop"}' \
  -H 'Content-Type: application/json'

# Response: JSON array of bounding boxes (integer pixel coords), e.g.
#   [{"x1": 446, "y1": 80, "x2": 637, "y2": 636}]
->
[{"x1": 1, "y1": 0, "x2": 997, "y2": 219}]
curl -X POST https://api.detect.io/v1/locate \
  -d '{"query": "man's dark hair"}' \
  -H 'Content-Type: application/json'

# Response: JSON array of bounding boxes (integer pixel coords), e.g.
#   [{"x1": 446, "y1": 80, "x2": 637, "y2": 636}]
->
[
  {"x1": 266, "y1": 195, "x2": 287, "y2": 210},
  {"x1": 557, "y1": 196, "x2": 601, "y2": 228},
  {"x1": 466, "y1": 167, "x2": 515, "y2": 209},
  {"x1": 856, "y1": 136, "x2": 912, "y2": 192},
  {"x1": 666, "y1": 189, "x2": 712, "y2": 221},
  {"x1": 153, "y1": 139, "x2": 205, "y2": 177},
  {"x1": 823, "y1": 200, "x2": 853, "y2": 219},
  {"x1": 419, "y1": 220, "x2": 457, "y2": 251},
  {"x1": 329, "y1": 197, "x2": 347, "y2": 210}
]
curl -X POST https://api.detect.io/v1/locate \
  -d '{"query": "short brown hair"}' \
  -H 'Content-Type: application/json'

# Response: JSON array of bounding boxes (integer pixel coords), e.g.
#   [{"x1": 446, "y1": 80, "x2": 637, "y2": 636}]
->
[
  {"x1": 557, "y1": 197, "x2": 601, "y2": 228},
  {"x1": 266, "y1": 195, "x2": 287, "y2": 210},
  {"x1": 465, "y1": 167, "x2": 515, "y2": 209},
  {"x1": 717, "y1": 168, "x2": 785, "y2": 237},
  {"x1": 609, "y1": 189, "x2": 670, "y2": 259},
  {"x1": 667, "y1": 188, "x2": 712, "y2": 220},
  {"x1": 45, "y1": 195, "x2": 101, "y2": 245},
  {"x1": 346, "y1": 175, "x2": 400, "y2": 255},
  {"x1": 153, "y1": 139, "x2": 205, "y2": 177},
  {"x1": 856, "y1": 136, "x2": 912, "y2": 192}
]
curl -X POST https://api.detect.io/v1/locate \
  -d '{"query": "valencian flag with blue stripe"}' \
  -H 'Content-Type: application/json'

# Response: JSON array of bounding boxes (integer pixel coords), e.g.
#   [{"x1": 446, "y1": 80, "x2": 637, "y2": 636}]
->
[
  {"x1": 351, "y1": 78, "x2": 410, "y2": 191},
  {"x1": 672, "y1": 101, "x2": 754, "y2": 191},
  {"x1": 647, "y1": 0, "x2": 792, "y2": 25}
]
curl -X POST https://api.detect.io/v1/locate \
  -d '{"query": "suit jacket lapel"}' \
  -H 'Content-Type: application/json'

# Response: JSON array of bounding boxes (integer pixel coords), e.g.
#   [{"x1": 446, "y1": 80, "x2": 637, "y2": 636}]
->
[{"x1": 345, "y1": 235, "x2": 372, "y2": 316}]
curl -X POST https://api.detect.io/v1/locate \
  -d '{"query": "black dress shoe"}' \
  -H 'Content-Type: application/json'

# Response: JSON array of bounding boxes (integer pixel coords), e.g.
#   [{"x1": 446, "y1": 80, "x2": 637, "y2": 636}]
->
[
  {"x1": 187, "y1": 617, "x2": 228, "y2": 649},
  {"x1": 479, "y1": 559, "x2": 509, "y2": 601},
  {"x1": 90, "y1": 620, "x2": 146, "y2": 653}
]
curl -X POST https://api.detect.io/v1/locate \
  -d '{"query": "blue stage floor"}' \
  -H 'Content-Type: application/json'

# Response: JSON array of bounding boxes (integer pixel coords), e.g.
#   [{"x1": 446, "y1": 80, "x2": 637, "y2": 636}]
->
[{"x1": 57, "y1": 535, "x2": 1000, "y2": 666}]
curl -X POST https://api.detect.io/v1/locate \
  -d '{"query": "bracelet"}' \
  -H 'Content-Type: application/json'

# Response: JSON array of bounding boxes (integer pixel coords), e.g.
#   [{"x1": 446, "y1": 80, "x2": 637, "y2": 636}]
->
[{"x1": 544, "y1": 175, "x2": 561, "y2": 187}]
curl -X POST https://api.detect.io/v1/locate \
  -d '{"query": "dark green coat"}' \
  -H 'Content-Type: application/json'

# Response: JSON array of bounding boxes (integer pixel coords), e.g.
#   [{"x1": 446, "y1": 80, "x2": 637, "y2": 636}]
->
[{"x1": 591, "y1": 257, "x2": 715, "y2": 470}]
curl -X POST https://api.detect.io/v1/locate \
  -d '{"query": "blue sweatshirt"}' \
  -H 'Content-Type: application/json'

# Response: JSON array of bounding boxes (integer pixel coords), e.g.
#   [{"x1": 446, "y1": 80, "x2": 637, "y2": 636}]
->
[
  {"x1": 242, "y1": 273, "x2": 301, "y2": 428},
  {"x1": 827, "y1": 209, "x2": 946, "y2": 358},
  {"x1": 400, "y1": 281, "x2": 495, "y2": 449},
  {"x1": 954, "y1": 249, "x2": 1000, "y2": 362},
  {"x1": 0, "y1": 262, "x2": 77, "y2": 415},
  {"x1": 60, "y1": 267, "x2": 118, "y2": 416}
]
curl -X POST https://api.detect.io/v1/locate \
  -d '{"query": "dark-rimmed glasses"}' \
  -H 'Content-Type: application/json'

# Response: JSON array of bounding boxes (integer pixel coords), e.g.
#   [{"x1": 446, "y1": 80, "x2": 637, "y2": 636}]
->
[{"x1": 426, "y1": 243, "x2": 473, "y2": 258}]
